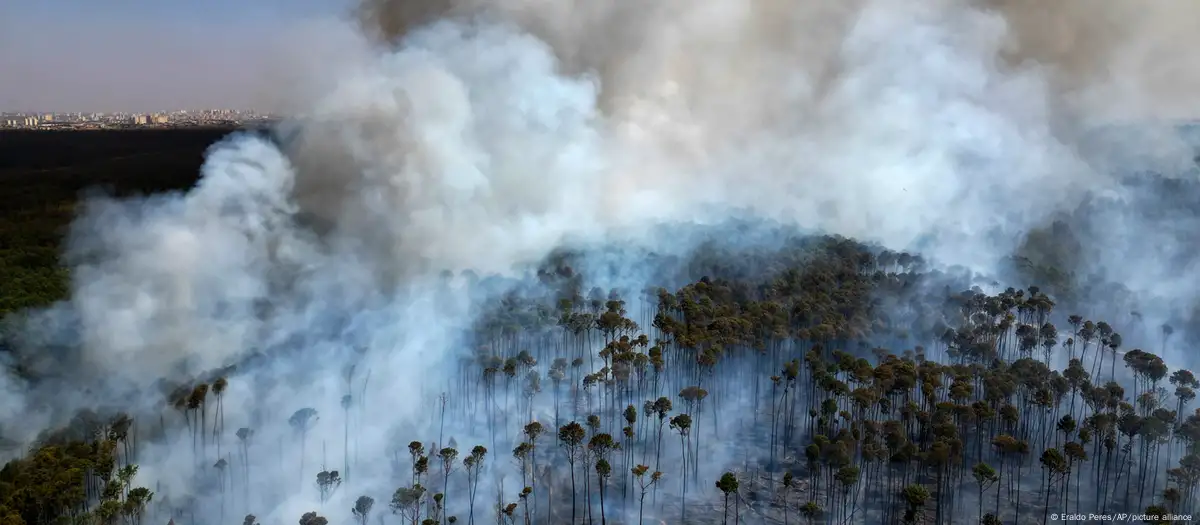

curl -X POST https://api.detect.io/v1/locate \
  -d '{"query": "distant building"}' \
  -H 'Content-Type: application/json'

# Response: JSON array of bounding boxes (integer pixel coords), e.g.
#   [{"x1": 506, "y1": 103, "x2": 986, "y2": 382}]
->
[{"x1": 132, "y1": 115, "x2": 148, "y2": 125}]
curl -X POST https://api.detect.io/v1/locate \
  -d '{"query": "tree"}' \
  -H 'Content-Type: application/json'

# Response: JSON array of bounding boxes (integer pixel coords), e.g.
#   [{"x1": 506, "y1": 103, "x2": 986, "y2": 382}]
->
[
  {"x1": 1144, "y1": 505, "x2": 1171, "y2": 525},
  {"x1": 187, "y1": 384, "x2": 209, "y2": 471},
  {"x1": 499, "y1": 503, "x2": 518, "y2": 525},
  {"x1": 352, "y1": 496, "x2": 374, "y2": 525},
  {"x1": 588, "y1": 434, "x2": 619, "y2": 525},
  {"x1": 212, "y1": 377, "x2": 227, "y2": 458},
  {"x1": 391, "y1": 484, "x2": 426, "y2": 525},
  {"x1": 834, "y1": 466, "x2": 859, "y2": 522},
  {"x1": 462, "y1": 446, "x2": 487, "y2": 525},
  {"x1": 515, "y1": 486, "x2": 532, "y2": 525},
  {"x1": 780, "y1": 472, "x2": 796, "y2": 525},
  {"x1": 289, "y1": 408, "x2": 318, "y2": 486},
  {"x1": 651, "y1": 396, "x2": 672, "y2": 475},
  {"x1": 521, "y1": 421, "x2": 543, "y2": 523},
  {"x1": 669, "y1": 413, "x2": 692, "y2": 522},
  {"x1": 1063, "y1": 441, "x2": 1088, "y2": 513},
  {"x1": 594, "y1": 459, "x2": 612, "y2": 525},
  {"x1": 236, "y1": 426, "x2": 254, "y2": 496},
  {"x1": 972, "y1": 462, "x2": 999, "y2": 523},
  {"x1": 799, "y1": 501, "x2": 821, "y2": 525},
  {"x1": 213, "y1": 459, "x2": 228, "y2": 522},
  {"x1": 299, "y1": 512, "x2": 328, "y2": 525},
  {"x1": 511, "y1": 442, "x2": 532, "y2": 520},
  {"x1": 437, "y1": 447, "x2": 458, "y2": 525},
  {"x1": 631, "y1": 465, "x2": 662, "y2": 525},
  {"x1": 98, "y1": 500, "x2": 122, "y2": 525},
  {"x1": 0, "y1": 506, "x2": 23, "y2": 525},
  {"x1": 1040, "y1": 448, "x2": 1069, "y2": 525},
  {"x1": 557, "y1": 422, "x2": 585, "y2": 524},
  {"x1": 124, "y1": 487, "x2": 153, "y2": 525},
  {"x1": 902, "y1": 484, "x2": 928, "y2": 525},
  {"x1": 315, "y1": 470, "x2": 342, "y2": 505},
  {"x1": 408, "y1": 441, "x2": 428, "y2": 486},
  {"x1": 716, "y1": 472, "x2": 739, "y2": 525}
]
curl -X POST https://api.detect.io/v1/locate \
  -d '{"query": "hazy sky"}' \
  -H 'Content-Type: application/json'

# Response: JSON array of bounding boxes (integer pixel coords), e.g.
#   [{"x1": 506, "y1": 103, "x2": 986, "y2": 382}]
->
[
  {"x1": 0, "y1": 0, "x2": 353, "y2": 113},
  {"x1": 4, "y1": 0, "x2": 1200, "y2": 118}
]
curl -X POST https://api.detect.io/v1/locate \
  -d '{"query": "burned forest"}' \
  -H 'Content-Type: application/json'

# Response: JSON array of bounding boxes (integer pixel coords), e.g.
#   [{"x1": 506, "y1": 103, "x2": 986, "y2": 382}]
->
[
  {"x1": 4, "y1": 216, "x2": 1200, "y2": 525},
  {"x1": 8, "y1": 0, "x2": 1200, "y2": 523}
]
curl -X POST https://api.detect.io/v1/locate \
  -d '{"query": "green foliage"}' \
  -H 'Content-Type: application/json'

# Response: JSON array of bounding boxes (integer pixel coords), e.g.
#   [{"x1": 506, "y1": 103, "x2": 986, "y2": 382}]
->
[
  {"x1": 299, "y1": 512, "x2": 328, "y2": 525},
  {"x1": 1143, "y1": 505, "x2": 1171, "y2": 525},
  {"x1": 0, "y1": 129, "x2": 230, "y2": 319},
  {"x1": 0, "y1": 434, "x2": 127, "y2": 525},
  {"x1": 799, "y1": 501, "x2": 821, "y2": 520},
  {"x1": 288, "y1": 408, "x2": 318, "y2": 433},
  {"x1": 351, "y1": 496, "x2": 374, "y2": 525},
  {"x1": 595, "y1": 458, "x2": 611, "y2": 479},
  {"x1": 389, "y1": 484, "x2": 426, "y2": 523},
  {"x1": 558, "y1": 422, "x2": 585, "y2": 450},
  {"x1": 716, "y1": 472, "x2": 738, "y2": 494},
  {"x1": 972, "y1": 462, "x2": 998, "y2": 489},
  {"x1": 315, "y1": 470, "x2": 342, "y2": 503}
]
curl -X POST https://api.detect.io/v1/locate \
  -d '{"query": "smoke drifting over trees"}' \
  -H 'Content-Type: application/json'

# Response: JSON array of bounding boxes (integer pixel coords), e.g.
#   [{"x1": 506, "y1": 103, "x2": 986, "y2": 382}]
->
[{"x1": 5, "y1": 0, "x2": 1200, "y2": 524}]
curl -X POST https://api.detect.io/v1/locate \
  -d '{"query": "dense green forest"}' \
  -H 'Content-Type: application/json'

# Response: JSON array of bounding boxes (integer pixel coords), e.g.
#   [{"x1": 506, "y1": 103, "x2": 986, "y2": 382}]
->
[
  {"x1": 2, "y1": 130, "x2": 1200, "y2": 525},
  {"x1": 0, "y1": 129, "x2": 233, "y2": 317}
]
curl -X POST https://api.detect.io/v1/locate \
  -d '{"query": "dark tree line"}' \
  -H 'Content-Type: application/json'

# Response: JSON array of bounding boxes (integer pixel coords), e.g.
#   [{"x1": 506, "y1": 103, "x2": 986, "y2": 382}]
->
[{"x1": 0, "y1": 129, "x2": 232, "y2": 319}]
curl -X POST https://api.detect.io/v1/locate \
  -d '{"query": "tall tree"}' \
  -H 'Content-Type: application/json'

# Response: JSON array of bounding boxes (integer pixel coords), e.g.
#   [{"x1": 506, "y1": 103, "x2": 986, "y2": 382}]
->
[
  {"x1": 631, "y1": 465, "x2": 662, "y2": 525},
  {"x1": 352, "y1": 496, "x2": 374, "y2": 525},
  {"x1": 521, "y1": 421, "x2": 543, "y2": 524},
  {"x1": 557, "y1": 422, "x2": 585, "y2": 524},
  {"x1": 972, "y1": 462, "x2": 999, "y2": 524},
  {"x1": 288, "y1": 408, "x2": 318, "y2": 487},
  {"x1": 212, "y1": 377, "x2": 227, "y2": 458},
  {"x1": 462, "y1": 446, "x2": 487, "y2": 525},
  {"x1": 390, "y1": 484, "x2": 426, "y2": 525},
  {"x1": 716, "y1": 472, "x2": 739, "y2": 525},
  {"x1": 594, "y1": 459, "x2": 611, "y2": 525},
  {"x1": 437, "y1": 447, "x2": 457, "y2": 525},
  {"x1": 315, "y1": 470, "x2": 341, "y2": 505}
]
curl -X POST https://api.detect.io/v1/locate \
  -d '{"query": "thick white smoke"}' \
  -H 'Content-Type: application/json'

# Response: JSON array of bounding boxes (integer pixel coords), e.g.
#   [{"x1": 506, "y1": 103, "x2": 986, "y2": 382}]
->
[{"x1": 2, "y1": 0, "x2": 1199, "y2": 523}]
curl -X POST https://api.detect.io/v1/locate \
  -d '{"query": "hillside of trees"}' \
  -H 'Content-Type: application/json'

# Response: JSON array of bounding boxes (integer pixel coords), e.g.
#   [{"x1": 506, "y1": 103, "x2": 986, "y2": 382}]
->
[{"x1": 3, "y1": 131, "x2": 1200, "y2": 525}]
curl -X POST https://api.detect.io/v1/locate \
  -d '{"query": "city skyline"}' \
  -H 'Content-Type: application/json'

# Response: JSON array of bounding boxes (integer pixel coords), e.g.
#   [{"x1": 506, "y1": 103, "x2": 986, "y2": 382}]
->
[
  {"x1": 0, "y1": 107, "x2": 274, "y2": 116},
  {"x1": 0, "y1": 0, "x2": 353, "y2": 113},
  {"x1": 0, "y1": 108, "x2": 278, "y2": 130}
]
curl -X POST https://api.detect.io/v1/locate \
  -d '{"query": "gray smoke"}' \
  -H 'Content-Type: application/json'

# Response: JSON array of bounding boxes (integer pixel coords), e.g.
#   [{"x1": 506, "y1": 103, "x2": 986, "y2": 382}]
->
[{"x1": 2, "y1": 0, "x2": 1200, "y2": 522}]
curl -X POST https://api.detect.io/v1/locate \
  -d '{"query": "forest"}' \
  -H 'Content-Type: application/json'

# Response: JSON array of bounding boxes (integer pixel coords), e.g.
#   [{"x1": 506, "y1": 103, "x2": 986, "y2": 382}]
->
[
  {"x1": 0, "y1": 128, "x2": 233, "y2": 318},
  {"x1": 2, "y1": 128, "x2": 1200, "y2": 525}
]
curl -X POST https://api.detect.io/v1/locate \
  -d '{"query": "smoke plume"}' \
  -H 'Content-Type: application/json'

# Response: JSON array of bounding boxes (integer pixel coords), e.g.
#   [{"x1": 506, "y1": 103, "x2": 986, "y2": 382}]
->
[{"x1": 3, "y1": 0, "x2": 1200, "y2": 523}]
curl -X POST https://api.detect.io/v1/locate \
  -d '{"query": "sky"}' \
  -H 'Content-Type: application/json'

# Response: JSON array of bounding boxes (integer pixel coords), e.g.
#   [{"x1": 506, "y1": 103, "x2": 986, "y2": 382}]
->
[
  {"x1": 3, "y1": 0, "x2": 1200, "y2": 118},
  {"x1": 0, "y1": 0, "x2": 354, "y2": 113}
]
